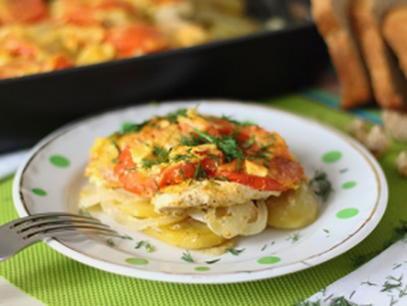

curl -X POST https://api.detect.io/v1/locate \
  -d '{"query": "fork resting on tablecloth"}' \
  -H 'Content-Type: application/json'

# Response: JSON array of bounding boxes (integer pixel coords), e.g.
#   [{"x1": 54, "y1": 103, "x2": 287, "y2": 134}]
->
[{"x1": 0, "y1": 213, "x2": 120, "y2": 262}]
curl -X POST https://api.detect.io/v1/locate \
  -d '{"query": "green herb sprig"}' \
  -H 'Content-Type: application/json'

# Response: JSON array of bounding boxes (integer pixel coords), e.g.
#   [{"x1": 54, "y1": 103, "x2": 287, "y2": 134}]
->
[
  {"x1": 181, "y1": 251, "x2": 194, "y2": 263},
  {"x1": 310, "y1": 171, "x2": 333, "y2": 202},
  {"x1": 120, "y1": 121, "x2": 147, "y2": 134},
  {"x1": 227, "y1": 248, "x2": 245, "y2": 256},
  {"x1": 205, "y1": 258, "x2": 221, "y2": 264},
  {"x1": 193, "y1": 129, "x2": 243, "y2": 162},
  {"x1": 167, "y1": 109, "x2": 188, "y2": 123},
  {"x1": 134, "y1": 240, "x2": 154, "y2": 253}
]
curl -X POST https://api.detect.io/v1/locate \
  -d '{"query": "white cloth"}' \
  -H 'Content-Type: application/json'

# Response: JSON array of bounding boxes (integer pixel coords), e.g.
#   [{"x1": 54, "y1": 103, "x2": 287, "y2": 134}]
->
[
  {"x1": 307, "y1": 238, "x2": 407, "y2": 305},
  {"x1": 0, "y1": 276, "x2": 43, "y2": 306}
]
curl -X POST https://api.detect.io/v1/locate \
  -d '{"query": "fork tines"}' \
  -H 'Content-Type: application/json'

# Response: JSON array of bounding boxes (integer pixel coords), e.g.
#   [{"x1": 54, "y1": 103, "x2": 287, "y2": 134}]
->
[{"x1": 10, "y1": 213, "x2": 121, "y2": 240}]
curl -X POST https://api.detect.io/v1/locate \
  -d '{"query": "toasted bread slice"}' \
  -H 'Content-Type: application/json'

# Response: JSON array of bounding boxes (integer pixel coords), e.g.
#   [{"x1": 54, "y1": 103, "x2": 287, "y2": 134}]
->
[
  {"x1": 383, "y1": 5, "x2": 407, "y2": 79},
  {"x1": 312, "y1": 0, "x2": 372, "y2": 109},
  {"x1": 350, "y1": 0, "x2": 407, "y2": 110}
]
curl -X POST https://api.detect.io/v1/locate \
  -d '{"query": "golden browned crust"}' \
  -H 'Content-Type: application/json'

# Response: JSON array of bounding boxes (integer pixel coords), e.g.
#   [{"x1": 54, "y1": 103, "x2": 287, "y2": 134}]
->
[
  {"x1": 312, "y1": 0, "x2": 372, "y2": 109},
  {"x1": 351, "y1": 0, "x2": 407, "y2": 110},
  {"x1": 383, "y1": 5, "x2": 407, "y2": 79}
]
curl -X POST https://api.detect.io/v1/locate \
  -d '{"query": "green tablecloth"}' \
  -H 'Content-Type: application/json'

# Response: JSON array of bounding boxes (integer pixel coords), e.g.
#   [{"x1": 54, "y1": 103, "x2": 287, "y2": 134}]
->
[{"x1": 1, "y1": 93, "x2": 406, "y2": 306}]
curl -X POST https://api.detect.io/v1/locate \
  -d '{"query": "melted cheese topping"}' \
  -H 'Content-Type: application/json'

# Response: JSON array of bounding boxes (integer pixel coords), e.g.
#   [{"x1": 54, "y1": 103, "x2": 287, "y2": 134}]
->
[{"x1": 80, "y1": 108, "x2": 316, "y2": 251}]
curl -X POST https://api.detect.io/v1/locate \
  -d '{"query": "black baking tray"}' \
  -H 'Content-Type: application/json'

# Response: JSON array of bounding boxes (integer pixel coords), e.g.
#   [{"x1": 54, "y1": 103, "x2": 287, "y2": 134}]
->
[{"x1": 0, "y1": 0, "x2": 329, "y2": 153}]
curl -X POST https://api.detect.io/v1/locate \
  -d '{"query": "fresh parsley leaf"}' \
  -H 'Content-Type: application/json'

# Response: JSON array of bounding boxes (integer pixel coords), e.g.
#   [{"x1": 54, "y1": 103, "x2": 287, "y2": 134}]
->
[
  {"x1": 214, "y1": 176, "x2": 229, "y2": 181},
  {"x1": 134, "y1": 241, "x2": 145, "y2": 249},
  {"x1": 153, "y1": 145, "x2": 169, "y2": 162},
  {"x1": 217, "y1": 135, "x2": 244, "y2": 161},
  {"x1": 227, "y1": 248, "x2": 245, "y2": 256},
  {"x1": 239, "y1": 120, "x2": 256, "y2": 127},
  {"x1": 144, "y1": 242, "x2": 154, "y2": 253},
  {"x1": 243, "y1": 137, "x2": 255, "y2": 149},
  {"x1": 120, "y1": 121, "x2": 147, "y2": 134},
  {"x1": 121, "y1": 235, "x2": 133, "y2": 240},
  {"x1": 221, "y1": 115, "x2": 256, "y2": 127},
  {"x1": 194, "y1": 163, "x2": 208, "y2": 180},
  {"x1": 167, "y1": 109, "x2": 188, "y2": 123},
  {"x1": 180, "y1": 135, "x2": 202, "y2": 146},
  {"x1": 193, "y1": 129, "x2": 218, "y2": 143},
  {"x1": 287, "y1": 233, "x2": 300, "y2": 243},
  {"x1": 205, "y1": 258, "x2": 221, "y2": 264},
  {"x1": 140, "y1": 146, "x2": 170, "y2": 169},
  {"x1": 141, "y1": 159, "x2": 158, "y2": 169},
  {"x1": 330, "y1": 296, "x2": 361, "y2": 306},
  {"x1": 172, "y1": 153, "x2": 194, "y2": 162},
  {"x1": 134, "y1": 240, "x2": 155, "y2": 252},
  {"x1": 193, "y1": 129, "x2": 243, "y2": 162},
  {"x1": 181, "y1": 251, "x2": 194, "y2": 263},
  {"x1": 310, "y1": 171, "x2": 333, "y2": 202},
  {"x1": 110, "y1": 140, "x2": 121, "y2": 163}
]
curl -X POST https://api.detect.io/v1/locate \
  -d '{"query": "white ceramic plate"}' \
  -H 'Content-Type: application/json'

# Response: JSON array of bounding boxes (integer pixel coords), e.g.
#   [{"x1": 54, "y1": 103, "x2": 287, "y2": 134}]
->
[{"x1": 13, "y1": 100, "x2": 388, "y2": 284}]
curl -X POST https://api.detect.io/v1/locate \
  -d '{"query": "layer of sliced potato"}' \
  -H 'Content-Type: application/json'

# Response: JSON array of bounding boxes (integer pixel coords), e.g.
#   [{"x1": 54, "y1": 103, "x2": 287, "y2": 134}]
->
[
  {"x1": 266, "y1": 182, "x2": 320, "y2": 229},
  {"x1": 144, "y1": 218, "x2": 227, "y2": 249}
]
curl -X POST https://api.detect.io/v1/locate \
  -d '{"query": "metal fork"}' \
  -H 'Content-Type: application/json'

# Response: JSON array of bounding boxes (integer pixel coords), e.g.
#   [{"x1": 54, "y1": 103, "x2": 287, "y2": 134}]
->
[{"x1": 0, "y1": 212, "x2": 121, "y2": 262}]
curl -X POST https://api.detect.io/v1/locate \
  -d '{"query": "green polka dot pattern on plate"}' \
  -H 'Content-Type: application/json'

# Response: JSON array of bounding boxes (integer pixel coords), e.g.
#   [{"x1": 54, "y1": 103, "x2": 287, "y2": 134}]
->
[
  {"x1": 322, "y1": 151, "x2": 342, "y2": 163},
  {"x1": 49, "y1": 155, "x2": 70, "y2": 168},
  {"x1": 31, "y1": 188, "x2": 47, "y2": 196},
  {"x1": 342, "y1": 181, "x2": 357, "y2": 189},
  {"x1": 336, "y1": 208, "x2": 359, "y2": 219},
  {"x1": 257, "y1": 256, "x2": 281, "y2": 265},
  {"x1": 125, "y1": 258, "x2": 149, "y2": 265},
  {"x1": 195, "y1": 266, "x2": 210, "y2": 272}
]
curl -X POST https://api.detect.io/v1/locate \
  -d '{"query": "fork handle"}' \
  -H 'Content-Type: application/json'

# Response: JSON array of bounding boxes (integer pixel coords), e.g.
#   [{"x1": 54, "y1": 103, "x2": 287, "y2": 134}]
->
[
  {"x1": 0, "y1": 221, "x2": 41, "y2": 262},
  {"x1": 0, "y1": 239, "x2": 40, "y2": 262}
]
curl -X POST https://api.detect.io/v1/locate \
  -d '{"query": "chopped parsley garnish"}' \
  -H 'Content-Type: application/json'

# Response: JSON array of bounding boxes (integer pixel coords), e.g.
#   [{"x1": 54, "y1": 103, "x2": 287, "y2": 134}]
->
[
  {"x1": 180, "y1": 134, "x2": 202, "y2": 146},
  {"x1": 205, "y1": 258, "x2": 221, "y2": 264},
  {"x1": 153, "y1": 145, "x2": 169, "y2": 161},
  {"x1": 120, "y1": 121, "x2": 147, "y2": 134},
  {"x1": 194, "y1": 163, "x2": 208, "y2": 180},
  {"x1": 181, "y1": 251, "x2": 194, "y2": 263},
  {"x1": 141, "y1": 145, "x2": 170, "y2": 169},
  {"x1": 193, "y1": 129, "x2": 243, "y2": 162},
  {"x1": 287, "y1": 232, "x2": 300, "y2": 243},
  {"x1": 172, "y1": 153, "x2": 195, "y2": 162},
  {"x1": 120, "y1": 235, "x2": 133, "y2": 240},
  {"x1": 167, "y1": 109, "x2": 188, "y2": 123},
  {"x1": 214, "y1": 176, "x2": 229, "y2": 181},
  {"x1": 134, "y1": 240, "x2": 154, "y2": 252},
  {"x1": 243, "y1": 137, "x2": 255, "y2": 149},
  {"x1": 110, "y1": 140, "x2": 121, "y2": 163},
  {"x1": 310, "y1": 171, "x2": 333, "y2": 202},
  {"x1": 221, "y1": 115, "x2": 256, "y2": 127},
  {"x1": 141, "y1": 159, "x2": 157, "y2": 169},
  {"x1": 227, "y1": 248, "x2": 245, "y2": 256}
]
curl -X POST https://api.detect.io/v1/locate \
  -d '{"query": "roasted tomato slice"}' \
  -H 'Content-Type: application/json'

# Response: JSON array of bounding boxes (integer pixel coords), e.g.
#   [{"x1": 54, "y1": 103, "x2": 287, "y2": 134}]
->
[
  {"x1": 217, "y1": 171, "x2": 286, "y2": 191},
  {"x1": 206, "y1": 119, "x2": 235, "y2": 136},
  {"x1": 159, "y1": 162, "x2": 196, "y2": 188},
  {"x1": 114, "y1": 147, "x2": 158, "y2": 196}
]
